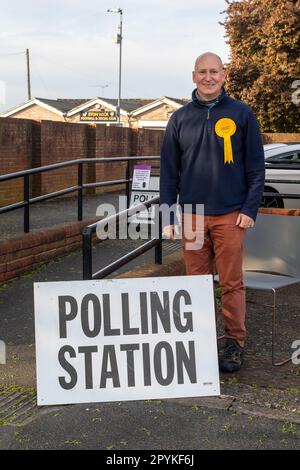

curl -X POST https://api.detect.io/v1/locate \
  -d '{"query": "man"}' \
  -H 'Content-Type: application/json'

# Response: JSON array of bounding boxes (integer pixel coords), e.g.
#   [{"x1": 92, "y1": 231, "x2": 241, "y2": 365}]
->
[{"x1": 160, "y1": 52, "x2": 265, "y2": 372}]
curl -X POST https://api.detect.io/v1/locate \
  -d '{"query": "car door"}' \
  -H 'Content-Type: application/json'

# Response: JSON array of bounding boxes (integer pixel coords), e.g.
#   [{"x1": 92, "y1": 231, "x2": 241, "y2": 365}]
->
[{"x1": 265, "y1": 151, "x2": 300, "y2": 208}]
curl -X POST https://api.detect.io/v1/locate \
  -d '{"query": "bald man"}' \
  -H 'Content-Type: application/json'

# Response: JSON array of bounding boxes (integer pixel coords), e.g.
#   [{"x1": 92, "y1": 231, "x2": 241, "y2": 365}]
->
[{"x1": 160, "y1": 52, "x2": 265, "y2": 372}]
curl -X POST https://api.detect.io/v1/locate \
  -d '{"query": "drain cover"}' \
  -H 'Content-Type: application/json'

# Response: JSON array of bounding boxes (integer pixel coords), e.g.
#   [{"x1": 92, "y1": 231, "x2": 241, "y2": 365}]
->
[{"x1": 0, "y1": 387, "x2": 38, "y2": 426}]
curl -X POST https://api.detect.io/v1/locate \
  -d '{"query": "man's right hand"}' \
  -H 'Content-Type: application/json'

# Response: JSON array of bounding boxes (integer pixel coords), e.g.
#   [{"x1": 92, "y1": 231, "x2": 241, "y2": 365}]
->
[{"x1": 162, "y1": 224, "x2": 175, "y2": 240}]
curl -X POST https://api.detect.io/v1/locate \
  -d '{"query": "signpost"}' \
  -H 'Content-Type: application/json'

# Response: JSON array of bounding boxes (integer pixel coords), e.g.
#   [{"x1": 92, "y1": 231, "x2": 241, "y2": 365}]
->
[
  {"x1": 129, "y1": 166, "x2": 159, "y2": 224},
  {"x1": 34, "y1": 275, "x2": 220, "y2": 406}
]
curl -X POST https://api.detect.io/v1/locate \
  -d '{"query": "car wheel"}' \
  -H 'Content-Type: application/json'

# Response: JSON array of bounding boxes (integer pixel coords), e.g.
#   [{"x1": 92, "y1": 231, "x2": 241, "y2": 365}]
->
[{"x1": 261, "y1": 188, "x2": 284, "y2": 208}]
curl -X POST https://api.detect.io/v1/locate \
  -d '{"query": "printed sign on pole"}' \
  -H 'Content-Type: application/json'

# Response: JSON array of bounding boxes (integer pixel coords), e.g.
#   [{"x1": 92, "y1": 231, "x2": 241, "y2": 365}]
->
[
  {"x1": 34, "y1": 275, "x2": 220, "y2": 406},
  {"x1": 129, "y1": 175, "x2": 159, "y2": 224},
  {"x1": 132, "y1": 165, "x2": 151, "y2": 190}
]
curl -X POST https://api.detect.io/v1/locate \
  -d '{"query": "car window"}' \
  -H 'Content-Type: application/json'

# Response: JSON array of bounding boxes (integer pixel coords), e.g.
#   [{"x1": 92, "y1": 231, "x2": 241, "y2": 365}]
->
[{"x1": 266, "y1": 152, "x2": 300, "y2": 162}]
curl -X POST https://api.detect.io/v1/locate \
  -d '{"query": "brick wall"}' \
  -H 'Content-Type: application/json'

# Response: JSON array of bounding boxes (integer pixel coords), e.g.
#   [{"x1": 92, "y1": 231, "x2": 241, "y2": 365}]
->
[
  {"x1": 0, "y1": 222, "x2": 183, "y2": 283},
  {"x1": 0, "y1": 118, "x2": 40, "y2": 206},
  {"x1": 2, "y1": 115, "x2": 300, "y2": 209},
  {"x1": 39, "y1": 120, "x2": 91, "y2": 197},
  {"x1": 262, "y1": 133, "x2": 300, "y2": 144},
  {"x1": 0, "y1": 217, "x2": 98, "y2": 283},
  {"x1": 0, "y1": 118, "x2": 164, "y2": 208},
  {"x1": 133, "y1": 128, "x2": 163, "y2": 175},
  {"x1": 92, "y1": 125, "x2": 132, "y2": 195}
]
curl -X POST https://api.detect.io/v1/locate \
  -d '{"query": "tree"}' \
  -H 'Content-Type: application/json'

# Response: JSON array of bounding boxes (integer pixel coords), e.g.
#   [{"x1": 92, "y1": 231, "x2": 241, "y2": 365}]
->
[{"x1": 222, "y1": 0, "x2": 300, "y2": 132}]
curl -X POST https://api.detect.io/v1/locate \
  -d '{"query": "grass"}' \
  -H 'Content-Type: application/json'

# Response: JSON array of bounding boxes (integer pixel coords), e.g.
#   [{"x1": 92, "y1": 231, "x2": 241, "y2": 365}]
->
[
  {"x1": 227, "y1": 377, "x2": 239, "y2": 385},
  {"x1": 64, "y1": 439, "x2": 81, "y2": 446},
  {"x1": 280, "y1": 423, "x2": 299, "y2": 437},
  {"x1": 191, "y1": 404, "x2": 201, "y2": 412},
  {"x1": 0, "y1": 385, "x2": 35, "y2": 395},
  {"x1": 142, "y1": 427, "x2": 151, "y2": 437},
  {"x1": 14, "y1": 431, "x2": 29, "y2": 443},
  {"x1": 222, "y1": 424, "x2": 231, "y2": 433}
]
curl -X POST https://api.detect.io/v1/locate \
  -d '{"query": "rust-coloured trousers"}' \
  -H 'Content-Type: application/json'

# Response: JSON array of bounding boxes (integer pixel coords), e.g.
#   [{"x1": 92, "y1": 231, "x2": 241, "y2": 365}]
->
[{"x1": 182, "y1": 210, "x2": 246, "y2": 347}]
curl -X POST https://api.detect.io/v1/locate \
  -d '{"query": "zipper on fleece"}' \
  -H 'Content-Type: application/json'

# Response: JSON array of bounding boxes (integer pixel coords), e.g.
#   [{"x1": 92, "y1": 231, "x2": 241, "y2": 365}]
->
[
  {"x1": 207, "y1": 107, "x2": 212, "y2": 135},
  {"x1": 206, "y1": 102, "x2": 218, "y2": 135}
]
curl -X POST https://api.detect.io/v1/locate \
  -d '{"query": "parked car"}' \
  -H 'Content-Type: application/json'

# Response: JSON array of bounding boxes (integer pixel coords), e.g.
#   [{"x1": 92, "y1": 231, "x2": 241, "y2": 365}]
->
[{"x1": 262, "y1": 143, "x2": 300, "y2": 208}]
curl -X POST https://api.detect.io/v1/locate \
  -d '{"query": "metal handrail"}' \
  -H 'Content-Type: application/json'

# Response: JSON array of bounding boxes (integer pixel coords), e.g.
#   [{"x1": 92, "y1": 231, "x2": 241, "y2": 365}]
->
[
  {"x1": 0, "y1": 156, "x2": 160, "y2": 233},
  {"x1": 2, "y1": 153, "x2": 300, "y2": 234},
  {"x1": 82, "y1": 195, "x2": 162, "y2": 280},
  {"x1": 0, "y1": 156, "x2": 159, "y2": 181}
]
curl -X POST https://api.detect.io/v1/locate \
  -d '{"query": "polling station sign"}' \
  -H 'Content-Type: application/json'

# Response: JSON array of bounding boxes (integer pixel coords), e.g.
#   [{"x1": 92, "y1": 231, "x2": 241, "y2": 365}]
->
[
  {"x1": 128, "y1": 174, "x2": 159, "y2": 224},
  {"x1": 34, "y1": 276, "x2": 220, "y2": 406}
]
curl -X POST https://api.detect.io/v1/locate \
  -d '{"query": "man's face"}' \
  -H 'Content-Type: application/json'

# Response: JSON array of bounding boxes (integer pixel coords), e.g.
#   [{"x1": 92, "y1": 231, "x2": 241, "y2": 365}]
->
[{"x1": 192, "y1": 56, "x2": 226, "y2": 101}]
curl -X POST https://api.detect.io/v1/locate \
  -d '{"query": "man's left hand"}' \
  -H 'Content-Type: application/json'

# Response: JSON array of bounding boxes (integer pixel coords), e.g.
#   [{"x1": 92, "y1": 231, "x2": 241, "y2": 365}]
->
[{"x1": 236, "y1": 213, "x2": 255, "y2": 229}]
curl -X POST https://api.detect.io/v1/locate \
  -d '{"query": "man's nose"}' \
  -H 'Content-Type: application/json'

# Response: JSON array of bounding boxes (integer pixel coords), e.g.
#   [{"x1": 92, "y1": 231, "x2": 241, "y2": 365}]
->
[{"x1": 204, "y1": 72, "x2": 213, "y2": 80}]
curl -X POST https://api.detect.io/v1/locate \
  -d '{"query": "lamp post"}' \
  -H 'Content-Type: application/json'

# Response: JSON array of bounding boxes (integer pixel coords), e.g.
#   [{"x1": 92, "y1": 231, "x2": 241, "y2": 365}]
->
[{"x1": 107, "y1": 8, "x2": 123, "y2": 125}]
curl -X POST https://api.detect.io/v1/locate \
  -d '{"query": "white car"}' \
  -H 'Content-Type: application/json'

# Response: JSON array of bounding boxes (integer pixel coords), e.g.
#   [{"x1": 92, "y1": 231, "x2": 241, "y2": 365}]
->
[{"x1": 262, "y1": 143, "x2": 300, "y2": 208}]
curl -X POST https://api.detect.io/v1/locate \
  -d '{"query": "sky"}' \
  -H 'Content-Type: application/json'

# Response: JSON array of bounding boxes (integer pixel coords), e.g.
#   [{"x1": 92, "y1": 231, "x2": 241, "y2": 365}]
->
[{"x1": 0, "y1": 0, "x2": 230, "y2": 112}]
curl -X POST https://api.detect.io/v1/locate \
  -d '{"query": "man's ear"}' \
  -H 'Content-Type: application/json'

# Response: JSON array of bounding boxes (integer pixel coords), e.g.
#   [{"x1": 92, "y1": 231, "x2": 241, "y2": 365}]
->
[{"x1": 192, "y1": 71, "x2": 196, "y2": 84}]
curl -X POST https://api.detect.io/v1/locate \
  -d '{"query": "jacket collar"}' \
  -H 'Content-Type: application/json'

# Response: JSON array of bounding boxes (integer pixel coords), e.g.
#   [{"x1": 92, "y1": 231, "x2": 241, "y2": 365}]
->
[{"x1": 192, "y1": 87, "x2": 227, "y2": 108}]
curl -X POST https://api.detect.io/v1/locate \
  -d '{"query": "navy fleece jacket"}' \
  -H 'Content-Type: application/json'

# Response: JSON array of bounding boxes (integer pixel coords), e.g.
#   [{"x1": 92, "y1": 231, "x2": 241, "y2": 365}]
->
[{"x1": 160, "y1": 89, "x2": 265, "y2": 223}]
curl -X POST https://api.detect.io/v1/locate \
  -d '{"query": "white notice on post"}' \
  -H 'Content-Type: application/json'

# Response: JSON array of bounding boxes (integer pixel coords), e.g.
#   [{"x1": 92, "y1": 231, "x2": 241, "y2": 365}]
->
[
  {"x1": 34, "y1": 275, "x2": 220, "y2": 405},
  {"x1": 132, "y1": 165, "x2": 151, "y2": 190}
]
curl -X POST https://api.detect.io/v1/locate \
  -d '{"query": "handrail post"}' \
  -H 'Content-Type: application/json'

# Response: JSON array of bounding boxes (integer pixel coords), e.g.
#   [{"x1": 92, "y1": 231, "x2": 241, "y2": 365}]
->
[
  {"x1": 24, "y1": 174, "x2": 30, "y2": 233},
  {"x1": 125, "y1": 159, "x2": 130, "y2": 209},
  {"x1": 155, "y1": 206, "x2": 162, "y2": 264},
  {"x1": 78, "y1": 162, "x2": 83, "y2": 221},
  {"x1": 82, "y1": 228, "x2": 93, "y2": 280}
]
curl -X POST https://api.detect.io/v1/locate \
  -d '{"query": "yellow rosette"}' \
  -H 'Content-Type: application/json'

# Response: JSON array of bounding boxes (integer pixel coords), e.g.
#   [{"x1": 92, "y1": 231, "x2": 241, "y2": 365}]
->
[{"x1": 215, "y1": 118, "x2": 237, "y2": 164}]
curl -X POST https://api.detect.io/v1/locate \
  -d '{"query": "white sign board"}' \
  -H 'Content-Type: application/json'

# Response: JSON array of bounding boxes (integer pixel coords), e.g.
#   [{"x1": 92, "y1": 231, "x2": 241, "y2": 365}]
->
[
  {"x1": 132, "y1": 165, "x2": 151, "y2": 190},
  {"x1": 129, "y1": 175, "x2": 159, "y2": 224},
  {"x1": 34, "y1": 275, "x2": 220, "y2": 406}
]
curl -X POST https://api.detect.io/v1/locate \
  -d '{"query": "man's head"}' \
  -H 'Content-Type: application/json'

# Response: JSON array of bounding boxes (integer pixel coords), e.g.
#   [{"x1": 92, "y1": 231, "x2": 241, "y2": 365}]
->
[{"x1": 192, "y1": 52, "x2": 226, "y2": 101}]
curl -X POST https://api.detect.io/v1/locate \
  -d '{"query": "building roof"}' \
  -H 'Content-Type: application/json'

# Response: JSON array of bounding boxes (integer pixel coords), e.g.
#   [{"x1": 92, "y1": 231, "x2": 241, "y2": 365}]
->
[
  {"x1": 99, "y1": 98, "x2": 154, "y2": 113},
  {"x1": 130, "y1": 96, "x2": 190, "y2": 117},
  {"x1": 165, "y1": 96, "x2": 190, "y2": 106},
  {"x1": 36, "y1": 98, "x2": 90, "y2": 113},
  {"x1": 36, "y1": 98, "x2": 155, "y2": 113},
  {"x1": 1, "y1": 96, "x2": 190, "y2": 119}
]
